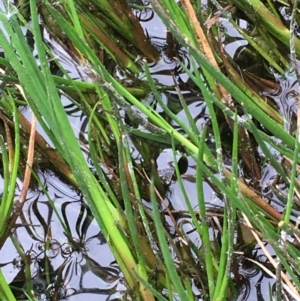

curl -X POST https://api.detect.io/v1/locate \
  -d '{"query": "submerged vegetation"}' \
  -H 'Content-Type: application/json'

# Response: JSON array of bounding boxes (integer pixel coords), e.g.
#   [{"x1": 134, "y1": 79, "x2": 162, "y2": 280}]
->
[{"x1": 0, "y1": 0, "x2": 300, "y2": 300}]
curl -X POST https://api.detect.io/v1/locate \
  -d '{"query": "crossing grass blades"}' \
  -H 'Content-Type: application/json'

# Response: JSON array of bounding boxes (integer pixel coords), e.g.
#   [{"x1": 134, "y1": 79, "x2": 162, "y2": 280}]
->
[{"x1": 0, "y1": 0, "x2": 300, "y2": 300}]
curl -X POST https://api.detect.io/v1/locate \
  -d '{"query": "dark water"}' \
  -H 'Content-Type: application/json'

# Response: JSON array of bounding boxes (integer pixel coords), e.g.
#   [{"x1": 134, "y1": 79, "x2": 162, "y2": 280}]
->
[{"x1": 0, "y1": 1, "x2": 299, "y2": 300}]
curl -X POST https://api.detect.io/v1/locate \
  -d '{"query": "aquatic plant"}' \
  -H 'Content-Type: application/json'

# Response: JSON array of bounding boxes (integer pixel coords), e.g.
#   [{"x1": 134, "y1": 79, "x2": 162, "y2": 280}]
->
[{"x1": 0, "y1": 0, "x2": 300, "y2": 300}]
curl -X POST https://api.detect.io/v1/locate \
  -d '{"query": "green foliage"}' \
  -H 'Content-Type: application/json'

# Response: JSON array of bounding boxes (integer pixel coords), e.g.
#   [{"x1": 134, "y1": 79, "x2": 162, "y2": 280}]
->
[{"x1": 0, "y1": 0, "x2": 300, "y2": 300}]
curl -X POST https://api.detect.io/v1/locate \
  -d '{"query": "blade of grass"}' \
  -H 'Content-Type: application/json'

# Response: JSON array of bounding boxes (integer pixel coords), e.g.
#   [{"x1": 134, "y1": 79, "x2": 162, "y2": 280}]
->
[
  {"x1": 0, "y1": 1, "x2": 146, "y2": 295},
  {"x1": 0, "y1": 269, "x2": 16, "y2": 301},
  {"x1": 0, "y1": 97, "x2": 20, "y2": 237},
  {"x1": 119, "y1": 133, "x2": 156, "y2": 301},
  {"x1": 196, "y1": 127, "x2": 216, "y2": 299},
  {"x1": 214, "y1": 112, "x2": 239, "y2": 301},
  {"x1": 150, "y1": 0, "x2": 298, "y2": 149},
  {"x1": 149, "y1": 166, "x2": 189, "y2": 300}
]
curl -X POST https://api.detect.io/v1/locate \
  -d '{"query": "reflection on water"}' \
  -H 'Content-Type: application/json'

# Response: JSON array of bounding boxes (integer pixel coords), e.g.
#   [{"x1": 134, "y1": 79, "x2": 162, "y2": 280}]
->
[
  {"x1": 1, "y1": 173, "x2": 122, "y2": 301},
  {"x1": 264, "y1": 72, "x2": 298, "y2": 134},
  {"x1": 0, "y1": 1, "x2": 299, "y2": 300}
]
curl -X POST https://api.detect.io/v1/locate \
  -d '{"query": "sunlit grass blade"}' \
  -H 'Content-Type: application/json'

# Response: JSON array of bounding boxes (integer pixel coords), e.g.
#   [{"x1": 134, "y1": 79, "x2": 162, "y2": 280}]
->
[
  {"x1": 66, "y1": 0, "x2": 85, "y2": 39},
  {"x1": 0, "y1": 269, "x2": 16, "y2": 301}
]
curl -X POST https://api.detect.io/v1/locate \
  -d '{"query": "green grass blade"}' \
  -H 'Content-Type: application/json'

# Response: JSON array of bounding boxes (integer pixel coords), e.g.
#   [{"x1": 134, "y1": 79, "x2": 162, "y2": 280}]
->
[
  {"x1": 150, "y1": 171, "x2": 188, "y2": 299},
  {"x1": 196, "y1": 127, "x2": 216, "y2": 299},
  {"x1": 0, "y1": 265, "x2": 16, "y2": 300}
]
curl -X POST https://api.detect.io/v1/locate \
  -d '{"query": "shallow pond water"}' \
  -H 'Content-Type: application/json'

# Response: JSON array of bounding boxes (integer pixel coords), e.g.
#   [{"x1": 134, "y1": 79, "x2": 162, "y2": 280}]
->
[{"x1": 0, "y1": 1, "x2": 299, "y2": 300}]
